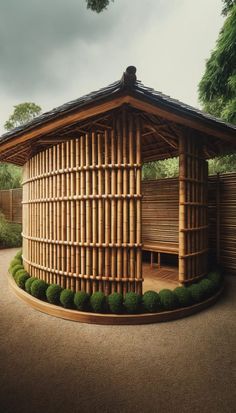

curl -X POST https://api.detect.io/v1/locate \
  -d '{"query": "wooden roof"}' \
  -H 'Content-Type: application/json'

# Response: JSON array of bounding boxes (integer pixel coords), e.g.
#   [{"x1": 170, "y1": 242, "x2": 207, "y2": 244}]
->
[{"x1": 0, "y1": 66, "x2": 235, "y2": 165}]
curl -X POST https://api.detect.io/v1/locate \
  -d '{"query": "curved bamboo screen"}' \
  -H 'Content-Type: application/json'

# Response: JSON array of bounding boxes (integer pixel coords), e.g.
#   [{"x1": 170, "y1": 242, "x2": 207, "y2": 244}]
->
[
  {"x1": 22, "y1": 112, "x2": 142, "y2": 295},
  {"x1": 179, "y1": 135, "x2": 208, "y2": 283}
]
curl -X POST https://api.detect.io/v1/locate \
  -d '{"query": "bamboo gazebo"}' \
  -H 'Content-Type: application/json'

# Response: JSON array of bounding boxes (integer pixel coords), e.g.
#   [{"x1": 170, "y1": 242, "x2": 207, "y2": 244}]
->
[{"x1": 1, "y1": 66, "x2": 235, "y2": 296}]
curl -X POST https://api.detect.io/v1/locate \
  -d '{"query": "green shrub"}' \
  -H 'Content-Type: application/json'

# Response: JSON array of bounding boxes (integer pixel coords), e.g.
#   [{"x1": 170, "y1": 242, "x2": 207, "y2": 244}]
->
[
  {"x1": 11, "y1": 264, "x2": 24, "y2": 278},
  {"x1": 108, "y1": 292, "x2": 123, "y2": 314},
  {"x1": 123, "y1": 292, "x2": 142, "y2": 314},
  {"x1": 74, "y1": 291, "x2": 90, "y2": 311},
  {"x1": 174, "y1": 286, "x2": 193, "y2": 307},
  {"x1": 46, "y1": 284, "x2": 62, "y2": 304},
  {"x1": 25, "y1": 277, "x2": 38, "y2": 294},
  {"x1": 188, "y1": 283, "x2": 205, "y2": 303},
  {"x1": 90, "y1": 291, "x2": 106, "y2": 313},
  {"x1": 207, "y1": 271, "x2": 221, "y2": 290},
  {"x1": 16, "y1": 271, "x2": 30, "y2": 289},
  {"x1": 46, "y1": 284, "x2": 62, "y2": 305},
  {"x1": 0, "y1": 212, "x2": 22, "y2": 248},
  {"x1": 9, "y1": 258, "x2": 22, "y2": 271},
  {"x1": 159, "y1": 289, "x2": 178, "y2": 311},
  {"x1": 15, "y1": 267, "x2": 27, "y2": 278},
  {"x1": 199, "y1": 278, "x2": 216, "y2": 298},
  {"x1": 31, "y1": 279, "x2": 48, "y2": 299},
  {"x1": 60, "y1": 289, "x2": 74, "y2": 309},
  {"x1": 142, "y1": 290, "x2": 160, "y2": 312},
  {"x1": 14, "y1": 250, "x2": 23, "y2": 262}
]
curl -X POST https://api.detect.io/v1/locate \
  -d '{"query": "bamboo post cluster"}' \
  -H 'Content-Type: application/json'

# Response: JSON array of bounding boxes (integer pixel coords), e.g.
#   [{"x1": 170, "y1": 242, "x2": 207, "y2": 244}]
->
[
  {"x1": 22, "y1": 110, "x2": 143, "y2": 295},
  {"x1": 178, "y1": 135, "x2": 208, "y2": 283}
]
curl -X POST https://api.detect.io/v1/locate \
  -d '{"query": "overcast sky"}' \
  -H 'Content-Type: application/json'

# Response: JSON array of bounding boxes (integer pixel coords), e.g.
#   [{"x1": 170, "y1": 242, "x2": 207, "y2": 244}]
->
[{"x1": 0, "y1": 0, "x2": 224, "y2": 133}]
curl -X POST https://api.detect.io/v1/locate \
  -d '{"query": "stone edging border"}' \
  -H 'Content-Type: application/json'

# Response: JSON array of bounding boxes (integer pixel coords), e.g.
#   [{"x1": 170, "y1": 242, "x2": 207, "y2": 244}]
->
[{"x1": 8, "y1": 273, "x2": 224, "y2": 325}]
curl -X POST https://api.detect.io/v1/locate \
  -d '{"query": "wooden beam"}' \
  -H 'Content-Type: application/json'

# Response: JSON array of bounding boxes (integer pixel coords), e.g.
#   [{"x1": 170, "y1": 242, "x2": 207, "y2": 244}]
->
[{"x1": 126, "y1": 96, "x2": 236, "y2": 143}]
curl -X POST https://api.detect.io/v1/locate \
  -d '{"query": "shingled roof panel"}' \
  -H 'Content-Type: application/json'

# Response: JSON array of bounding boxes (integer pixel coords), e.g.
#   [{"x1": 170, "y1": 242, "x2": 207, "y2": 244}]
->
[{"x1": 1, "y1": 67, "x2": 235, "y2": 144}]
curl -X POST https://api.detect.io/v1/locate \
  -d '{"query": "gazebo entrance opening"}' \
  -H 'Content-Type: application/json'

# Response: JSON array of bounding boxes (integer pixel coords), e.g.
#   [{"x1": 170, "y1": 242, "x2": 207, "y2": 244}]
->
[{"x1": 142, "y1": 176, "x2": 179, "y2": 291}]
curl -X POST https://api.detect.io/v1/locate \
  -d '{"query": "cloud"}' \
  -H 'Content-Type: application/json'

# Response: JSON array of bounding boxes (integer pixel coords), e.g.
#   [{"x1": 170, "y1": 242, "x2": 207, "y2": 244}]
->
[{"x1": 0, "y1": 0, "x2": 224, "y2": 132}]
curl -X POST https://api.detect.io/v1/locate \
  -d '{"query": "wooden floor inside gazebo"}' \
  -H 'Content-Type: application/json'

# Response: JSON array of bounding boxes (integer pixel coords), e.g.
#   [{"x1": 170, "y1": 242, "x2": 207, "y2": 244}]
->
[{"x1": 143, "y1": 263, "x2": 179, "y2": 292}]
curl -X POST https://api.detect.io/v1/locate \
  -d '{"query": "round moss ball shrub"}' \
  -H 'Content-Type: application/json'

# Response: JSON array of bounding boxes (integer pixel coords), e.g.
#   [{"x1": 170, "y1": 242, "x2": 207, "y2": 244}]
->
[
  {"x1": 11, "y1": 264, "x2": 24, "y2": 279},
  {"x1": 15, "y1": 270, "x2": 29, "y2": 289},
  {"x1": 9, "y1": 258, "x2": 22, "y2": 272},
  {"x1": 142, "y1": 290, "x2": 160, "y2": 313},
  {"x1": 60, "y1": 289, "x2": 74, "y2": 309},
  {"x1": 25, "y1": 277, "x2": 38, "y2": 294},
  {"x1": 14, "y1": 268, "x2": 30, "y2": 285},
  {"x1": 159, "y1": 289, "x2": 178, "y2": 311},
  {"x1": 74, "y1": 291, "x2": 90, "y2": 311},
  {"x1": 123, "y1": 292, "x2": 142, "y2": 314},
  {"x1": 15, "y1": 268, "x2": 27, "y2": 279},
  {"x1": 46, "y1": 284, "x2": 62, "y2": 305},
  {"x1": 31, "y1": 279, "x2": 48, "y2": 300},
  {"x1": 15, "y1": 250, "x2": 23, "y2": 263},
  {"x1": 90, "y1": 291, "x2": 106, "y2": 313},
  {"x1": 188, "y1": 283, "x2": 205, "y2": 303},
  {"x1": 174, "y1": 286, "x2": 193, "y2": 307},
  {"x1": 207, "y1": 271, "x2": 221, "y2": 290},
  {"x1": 108, "y1": 292, "x2": 123, "y2": 314},
  {"x1": 199, "y1": 278, "x2": 215, "y2": 299}
]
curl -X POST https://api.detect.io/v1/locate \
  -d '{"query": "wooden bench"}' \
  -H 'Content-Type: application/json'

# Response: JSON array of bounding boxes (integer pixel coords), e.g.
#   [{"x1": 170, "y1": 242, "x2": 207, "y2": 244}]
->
[{"x1": 143, "y1": 242, "x2": 179, "y2": 268}]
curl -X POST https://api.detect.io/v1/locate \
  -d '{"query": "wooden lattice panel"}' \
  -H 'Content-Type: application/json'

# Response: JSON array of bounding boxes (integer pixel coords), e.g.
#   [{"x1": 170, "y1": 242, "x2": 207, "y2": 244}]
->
[{"x1": 22, "y1": 111, "x2": 142, "y2": 295}]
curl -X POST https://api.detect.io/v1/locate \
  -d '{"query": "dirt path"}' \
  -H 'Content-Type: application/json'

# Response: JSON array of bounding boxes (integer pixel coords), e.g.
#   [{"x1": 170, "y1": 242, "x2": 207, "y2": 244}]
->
[{"x1": 0, "y1": 248, "x2": 235, "y2": 413}]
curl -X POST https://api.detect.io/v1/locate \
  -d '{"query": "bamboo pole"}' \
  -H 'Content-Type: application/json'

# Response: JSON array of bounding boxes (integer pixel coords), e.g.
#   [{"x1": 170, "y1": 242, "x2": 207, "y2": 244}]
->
[
  {"x1": 116, "y1": 117, "x2": 123, "y2": 294},
  {"x1": 80, "y1": 135, "x2": 86, "y2": 291},
  {"x1": 104, "y1": 129, "x2": 111, "y2": 295},
  {"x1": 98, "y1": 133, "x2": 104, "y2": 293},
  {"x1": 61, "y1": 142, "x2": 66, "y2": 288},
  {"x1": 86, "y1": 133, "x2": 92, "y2": 294},
  {"x1": 136, "y1": 115, "x2": 142, "y2": 295},
  {"x1": 75, "y1": 138, "x2": 81, "y2": 291},
  {"x1": 129, "y1": 113, "x2": 135, "y2": 291},
  {"x1": 122, "y1": 109, "x2": 128, "y2": 295},
  {"x1": 92, "y1": 132, "x2": 98, "y2": 293},
  {"x1": 111, "y1": 125, "x2": 117, "y2": 291}
]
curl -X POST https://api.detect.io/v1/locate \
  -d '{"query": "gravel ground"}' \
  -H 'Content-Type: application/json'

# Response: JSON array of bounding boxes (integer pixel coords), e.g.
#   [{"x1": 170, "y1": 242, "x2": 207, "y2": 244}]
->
[{"x1": 0, "y1": 248, "x2": 236, "y2": 413}]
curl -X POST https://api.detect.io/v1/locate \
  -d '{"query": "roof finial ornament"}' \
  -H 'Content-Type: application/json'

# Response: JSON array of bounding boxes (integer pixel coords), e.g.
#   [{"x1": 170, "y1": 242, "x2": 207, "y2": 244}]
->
[{"x1": 121, "y1": 66, "x2": 137, "y2": 89}]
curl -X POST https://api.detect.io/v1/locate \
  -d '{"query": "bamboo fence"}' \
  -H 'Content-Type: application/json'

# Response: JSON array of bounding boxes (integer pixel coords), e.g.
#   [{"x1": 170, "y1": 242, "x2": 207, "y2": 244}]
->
[{"x1": 0, "y1": 188, "x2": 22, "y2": 223}]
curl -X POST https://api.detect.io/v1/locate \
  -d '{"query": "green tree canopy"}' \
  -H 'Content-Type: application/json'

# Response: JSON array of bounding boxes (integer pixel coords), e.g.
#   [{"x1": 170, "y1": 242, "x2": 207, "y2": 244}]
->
[
  {"x1": 222, "y1": 0, "x2": 236, "y2": 15},
  {"x1": 1, "y1": 102, "x2": 42, "y2": 189},
  {"x1": 0, "y1": 163, "x2": 22, "y2": 189},
  {"x1": 199, "y1": 4, "x2": 236, "y2": 174},
  {"x1": 198, "y1": 5, "x2": 236, "y2": 124},
  {"x1": 4, "y1": 102, "x2": 42, "y2": 131},
  {"x1": 86, "y1": 0, "x2": 113, "y2": 13}
]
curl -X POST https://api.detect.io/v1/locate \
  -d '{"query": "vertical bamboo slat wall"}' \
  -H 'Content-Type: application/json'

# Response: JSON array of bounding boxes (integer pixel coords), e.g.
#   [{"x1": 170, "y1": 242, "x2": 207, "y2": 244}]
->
[
  {"x1": 22, "y1": 112, "x2": 142, "y2": 295},
  {"x1": 179, "y1": 135, "x2": 208, "y2": 283}
]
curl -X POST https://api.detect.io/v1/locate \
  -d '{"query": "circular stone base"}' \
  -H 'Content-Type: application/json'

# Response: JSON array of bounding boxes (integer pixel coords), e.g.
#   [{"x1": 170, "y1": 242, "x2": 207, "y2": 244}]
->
[{"x1": 9, "y1": 274, "x2": 223, "y2": 325}]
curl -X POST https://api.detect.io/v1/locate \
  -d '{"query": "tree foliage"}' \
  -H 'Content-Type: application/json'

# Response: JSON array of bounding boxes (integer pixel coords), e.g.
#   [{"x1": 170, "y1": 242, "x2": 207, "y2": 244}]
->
[
  {"x1": 1, "y1": 102, "x2": 42, "y2": 189},
  {"x1": 142, "y1": 158, "x2": 179, "y2": 180},
  {"x1": 0, "y1": 163, "x2": 22, "y2": 189},
  {"x1": 198, "y1": 5, "x2": 236, "y2": 124},
  {"x1": 199, "y1": 4, "x2": 236, "y2": 174},
  {"x1": 86, "y1": 0, "x2": 113, "y2": 13},
  {"x1": 222, "y1": 0, "x2": 236, "y2": 15},
  {"x1": 4, "y1": 102, "x2": 42, "y2": 131}
]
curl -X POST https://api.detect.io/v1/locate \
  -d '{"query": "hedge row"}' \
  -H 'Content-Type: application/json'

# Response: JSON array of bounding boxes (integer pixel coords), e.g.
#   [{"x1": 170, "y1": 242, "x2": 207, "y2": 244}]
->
[{"x1": 9, "y1": 252, "x2": 222, "y2": 315}]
